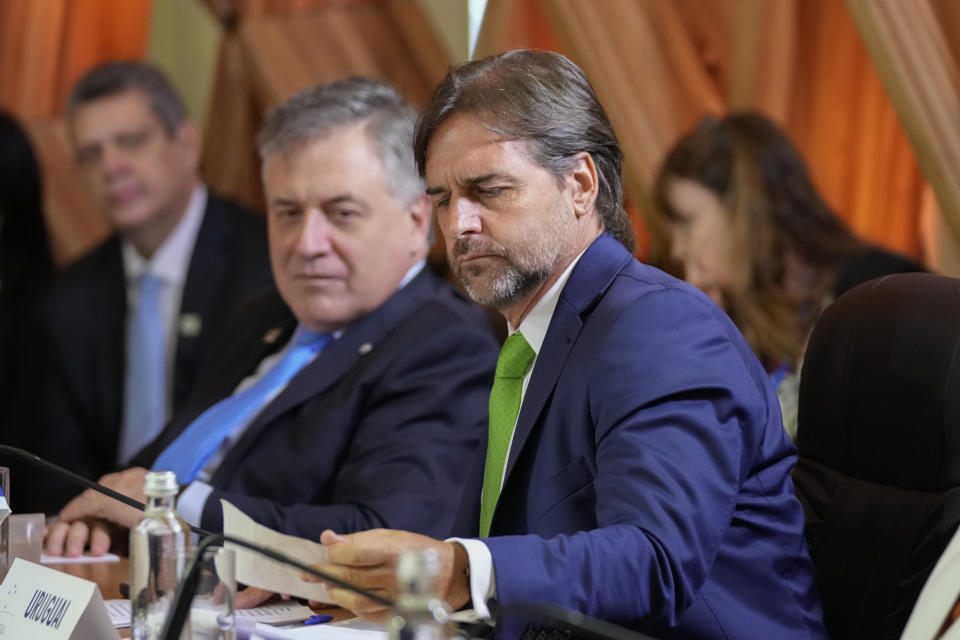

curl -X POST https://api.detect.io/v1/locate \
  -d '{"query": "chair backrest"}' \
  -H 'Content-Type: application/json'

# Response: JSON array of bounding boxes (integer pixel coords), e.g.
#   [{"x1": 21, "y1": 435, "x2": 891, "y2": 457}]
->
[{"x1": 794, "y1": 272, "x2": 960, "y2": 639}]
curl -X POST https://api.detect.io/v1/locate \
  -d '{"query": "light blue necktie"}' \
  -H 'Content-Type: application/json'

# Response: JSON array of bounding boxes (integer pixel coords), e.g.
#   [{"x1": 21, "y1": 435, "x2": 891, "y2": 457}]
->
[
  {"x1": 118, "y1": 273, "x2": 166, "y2": 464},
  {"x1": 152, "y1": 328, "x2": 332, "y2": 483}
]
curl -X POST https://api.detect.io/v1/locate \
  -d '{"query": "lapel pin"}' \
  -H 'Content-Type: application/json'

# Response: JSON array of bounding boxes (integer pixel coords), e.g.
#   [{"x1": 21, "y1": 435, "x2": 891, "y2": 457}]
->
[
  {"x1": 263, "y1": 327, "x2": 283, "y2": 344},
  {"x1": 179, "y1": 313, "x2": 202, "y2": 338},
  {"x1": 358, "y1": 342, "x2": 373, "y2": 355}
]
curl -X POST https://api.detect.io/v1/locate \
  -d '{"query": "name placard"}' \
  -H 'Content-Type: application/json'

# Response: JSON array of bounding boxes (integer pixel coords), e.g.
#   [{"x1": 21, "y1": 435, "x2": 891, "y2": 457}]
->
[{"x1": 0, "y1": 558, "x2": 118, "y2": 639}]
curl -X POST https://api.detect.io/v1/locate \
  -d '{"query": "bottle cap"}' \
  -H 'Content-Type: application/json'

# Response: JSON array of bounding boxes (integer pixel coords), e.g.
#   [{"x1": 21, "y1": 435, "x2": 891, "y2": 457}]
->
[{"x1": 143, "y1": 470, "x2": 179, "y2": 497}]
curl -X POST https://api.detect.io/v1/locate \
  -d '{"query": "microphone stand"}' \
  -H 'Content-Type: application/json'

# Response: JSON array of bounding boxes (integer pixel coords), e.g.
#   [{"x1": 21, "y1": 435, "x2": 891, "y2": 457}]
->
[{"x1": 0, "y1": 445, "x2": 211, "y2": 537}]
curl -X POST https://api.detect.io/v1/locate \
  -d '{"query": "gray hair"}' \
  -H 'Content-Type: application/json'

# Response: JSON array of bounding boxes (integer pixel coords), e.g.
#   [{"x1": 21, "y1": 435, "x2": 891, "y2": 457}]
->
[
  {"x1": 258, "y1": 77, "x2": 424, "y2": 205},
  {"x1": 66, "y1": 61, "x2": 187, "y2": 135},
  {"x1": 414, "y1": 50, "x2": 635, "y2": 253}
]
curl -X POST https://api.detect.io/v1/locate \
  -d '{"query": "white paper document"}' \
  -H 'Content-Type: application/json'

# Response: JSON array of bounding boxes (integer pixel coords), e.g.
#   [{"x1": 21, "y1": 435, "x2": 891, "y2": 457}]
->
[
  {"x1": 251, "y1": 616, "x2": 388, "y2": 639},
  {"x1": 105, "y1": 598, "x2": 315, "y2": 628},
  {"x1": 221, "y1": 499, "x2": 332, "y2": 603},
  {"x1": 41, "y1": 552, "x2": 121, "y2": 565}
]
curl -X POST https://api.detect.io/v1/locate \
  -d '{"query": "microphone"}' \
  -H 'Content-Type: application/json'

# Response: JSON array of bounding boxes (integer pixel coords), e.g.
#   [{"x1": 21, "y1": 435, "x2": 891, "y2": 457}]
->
[{"x1": 0, "y1": 444, "x2": 211, "y2": 538}]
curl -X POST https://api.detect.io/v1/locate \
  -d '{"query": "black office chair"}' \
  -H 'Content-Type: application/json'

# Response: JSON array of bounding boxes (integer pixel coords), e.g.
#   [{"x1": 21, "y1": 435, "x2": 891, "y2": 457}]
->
[{"x1": 793, "y1": 272, "x2": 960, "y2": 640}]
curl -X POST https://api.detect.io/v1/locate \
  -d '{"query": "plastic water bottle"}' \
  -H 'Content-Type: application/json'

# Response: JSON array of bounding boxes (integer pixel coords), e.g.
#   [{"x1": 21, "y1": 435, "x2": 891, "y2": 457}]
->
[
  {"x1": 130, "y1": 470, "x2": 187, "y2": 639},
  {"x1": 388, "y1": 548, "x2": 454, "y2": 640}
]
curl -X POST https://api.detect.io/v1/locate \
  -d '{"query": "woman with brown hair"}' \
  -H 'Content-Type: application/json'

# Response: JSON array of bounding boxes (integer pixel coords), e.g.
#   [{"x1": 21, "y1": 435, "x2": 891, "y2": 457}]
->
[{"x1": 654, "y1": 112, "x2": 923, "y2": 438}]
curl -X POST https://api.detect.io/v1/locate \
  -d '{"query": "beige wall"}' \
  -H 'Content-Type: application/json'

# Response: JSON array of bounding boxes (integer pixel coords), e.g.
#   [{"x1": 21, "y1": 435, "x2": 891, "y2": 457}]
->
[
  {"x1": 417, "y1": 0, "x2": 470, "y2": 62},
  {"x1": 146, "y1": 0, "x2": 468, "y2": 135},
  {"x1": 146, "y1": 0, "x2": 222, "y2": 132}
]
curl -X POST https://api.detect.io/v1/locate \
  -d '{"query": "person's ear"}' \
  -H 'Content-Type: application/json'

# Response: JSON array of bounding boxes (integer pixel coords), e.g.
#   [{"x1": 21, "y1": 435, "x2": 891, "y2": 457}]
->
[
  {"x1": 174, "y1": 121, "x2": 201, "y2": 172},
  {"x1": 405, "y1": 194, "x2": 433, "y2": 256},
  {"x1": 566, "y1": 152, "x2": 599, "y2": 218}
]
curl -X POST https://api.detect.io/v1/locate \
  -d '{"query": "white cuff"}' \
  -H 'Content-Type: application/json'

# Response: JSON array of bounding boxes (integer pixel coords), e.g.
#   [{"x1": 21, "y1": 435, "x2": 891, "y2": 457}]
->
[
  {"x1": 176, "y1": 481, "x2": 214, "y2": 528},
  {"x1": 447, "y1": 537, "x2": 497, "y2": 619}
]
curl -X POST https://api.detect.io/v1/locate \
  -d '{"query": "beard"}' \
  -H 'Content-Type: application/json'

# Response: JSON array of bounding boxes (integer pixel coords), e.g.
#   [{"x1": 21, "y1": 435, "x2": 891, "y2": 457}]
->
[{"x1": 450, "y1": 199, "x2": 570, "y2": 309}]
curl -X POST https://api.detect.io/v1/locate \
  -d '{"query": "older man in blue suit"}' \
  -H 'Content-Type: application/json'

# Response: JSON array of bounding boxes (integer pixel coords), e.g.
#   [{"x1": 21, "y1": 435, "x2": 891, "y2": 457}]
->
[{"x1": 313, "y1": 51, "x2": 826, "y2": 639}]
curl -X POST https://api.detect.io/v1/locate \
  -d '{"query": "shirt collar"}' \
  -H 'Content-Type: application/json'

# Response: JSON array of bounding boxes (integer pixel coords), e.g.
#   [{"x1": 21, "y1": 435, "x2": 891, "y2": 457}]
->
[
  {"x1": 122, "y1": 184, "x2": 207, "y2": 285},
  {"x1": 509, "y1": 249, "x2": 587, "y2": 355},
  {"x1": 399, "y1": 258, "x2": 426, "y2": 288}
]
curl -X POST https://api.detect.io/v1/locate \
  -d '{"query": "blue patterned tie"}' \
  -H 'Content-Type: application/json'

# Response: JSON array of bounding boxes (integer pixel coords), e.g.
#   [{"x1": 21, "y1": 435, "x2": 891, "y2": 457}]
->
[
  {"x1": 118, "y1": 273, "x2": 166, "y2": 464},
  {"x1": 152, "y1": 328, "x2": 332, "y2": 483}
]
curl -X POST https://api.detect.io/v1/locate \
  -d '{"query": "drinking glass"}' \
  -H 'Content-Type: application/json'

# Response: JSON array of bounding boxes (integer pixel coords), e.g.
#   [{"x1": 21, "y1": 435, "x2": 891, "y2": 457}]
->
[{"x1": 185, "y1": 545, "x2": 236, "y2": 640}]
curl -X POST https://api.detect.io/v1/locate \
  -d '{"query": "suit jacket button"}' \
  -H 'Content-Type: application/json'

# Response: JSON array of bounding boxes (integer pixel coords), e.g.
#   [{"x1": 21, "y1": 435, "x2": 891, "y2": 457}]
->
[{"x1": 179, "y1": 313, "x2": 202, "y2": 337}]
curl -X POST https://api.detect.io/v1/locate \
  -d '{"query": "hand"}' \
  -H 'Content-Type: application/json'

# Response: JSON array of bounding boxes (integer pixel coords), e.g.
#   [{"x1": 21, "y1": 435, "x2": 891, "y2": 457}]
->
[
  {"x1": 308, "y1": 529, "x2": 470, "y2": 624},
  {"x1": 236, "y1": 587, "x2": 295, "y2": 609},
  {"x1": 59, "y1": 467, "x2": 148, "y2": 528},
  {"x1": 44, "y1": 517, "x2": 115, "y2": 557},
  {"x1": 44, "y1": 466, "x2": 149, "y2": 557}
]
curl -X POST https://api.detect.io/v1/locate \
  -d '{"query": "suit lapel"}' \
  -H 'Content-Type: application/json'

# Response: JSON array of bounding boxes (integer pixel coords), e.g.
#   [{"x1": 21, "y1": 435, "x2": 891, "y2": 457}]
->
[
  {"x1": 150, "y1": 294, "x2": 297, "y2": 454},
  {"x1": 175, "y1": 196, "x2": 229, "y2": 386},
  {"x1": 501, "y1": 234, "x2": 634, "y2": 487},
  {"x1": 179, "y1": 195, "x2": 228, "y2": 321},
  {"x1": 245, "y1": 323, "x2": 377, "y2": 431},
  {"x1": 214, "y1": 267, "x2": 440, "y2": 472},
  {"x1": 503, "y1": 302, "x2": 581, "y2": 482},
  {"x1": 101, "y1": 238, "x2": 129, "y2": 450}
]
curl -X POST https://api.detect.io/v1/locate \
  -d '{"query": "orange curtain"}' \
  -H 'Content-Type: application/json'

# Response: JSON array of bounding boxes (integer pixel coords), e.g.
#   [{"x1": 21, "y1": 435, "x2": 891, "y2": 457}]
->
[
  {"x1": 475, "y1": 0, "x2": 927, "y2": 264},
  {"x1": 0, "y1": 0, "x2": 153, "y2": 267},
  {"x1": 0, "y1": 0, "x2": 153, "y2": 122},
  {"x1": 846, "y1": 0, "x2": 960, "y2": 275},
  {"x1": 201, "y1": 0, "x2": 450, "y2": 211},
  {"x1": 778, "y1": 1, "x2": 924, "y2": 257}
]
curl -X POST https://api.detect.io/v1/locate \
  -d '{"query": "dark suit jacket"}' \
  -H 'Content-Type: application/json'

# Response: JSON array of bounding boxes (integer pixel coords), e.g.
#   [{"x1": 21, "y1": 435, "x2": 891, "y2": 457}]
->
[
  {"x1": 455, "y1": 234, "x2": 826, "y2": 639},
  {"x1": 134, "y1": 267, "x2": 498, "y2": 540},
  {"x1": 20, "y1": 192, "x2": 272, "y2": 513}
]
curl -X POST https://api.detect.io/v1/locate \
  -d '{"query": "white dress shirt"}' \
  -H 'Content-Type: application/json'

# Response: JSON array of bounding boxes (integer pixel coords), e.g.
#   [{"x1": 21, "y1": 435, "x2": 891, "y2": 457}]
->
[
  {"x1": 121, "y1": 184, "x2": 207, "y2": 423},
  {"x1": 901, "y1": 525, "x2": 960, "y2": 639},
  {"x1": 176, "y1": 259, "x2": 426, "y2": 526},
  {"x1": 450, "y1": 249, "x2": 586, "y2": 619}
]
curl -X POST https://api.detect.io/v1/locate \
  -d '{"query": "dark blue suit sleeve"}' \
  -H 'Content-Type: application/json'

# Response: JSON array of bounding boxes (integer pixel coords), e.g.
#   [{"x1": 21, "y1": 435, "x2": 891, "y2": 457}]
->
[{"x1": 484, "y1": 287, "x2": 785, "y2": 629}]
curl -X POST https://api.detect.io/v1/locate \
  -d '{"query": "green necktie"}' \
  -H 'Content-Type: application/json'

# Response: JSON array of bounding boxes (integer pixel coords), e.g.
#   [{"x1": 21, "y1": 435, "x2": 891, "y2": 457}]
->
[{"x1": 479, "y1": 331, "x2": 535, "y2": 537}]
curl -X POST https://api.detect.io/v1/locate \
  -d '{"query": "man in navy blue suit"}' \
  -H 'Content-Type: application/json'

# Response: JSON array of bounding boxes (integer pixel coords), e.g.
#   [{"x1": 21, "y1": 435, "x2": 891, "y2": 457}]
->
[
  {"x1": 313, "y1": 51, "x2": 827, "y2": 639},
  {"x1": 44, "y1": 78, "x2": 498, "y2": 558}
]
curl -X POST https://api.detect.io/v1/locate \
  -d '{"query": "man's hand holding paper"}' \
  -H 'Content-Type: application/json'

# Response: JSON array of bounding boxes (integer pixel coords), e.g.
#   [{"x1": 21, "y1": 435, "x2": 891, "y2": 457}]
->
[{"x1": 307, "y1": 528, "x2": 470, "y2": 624}]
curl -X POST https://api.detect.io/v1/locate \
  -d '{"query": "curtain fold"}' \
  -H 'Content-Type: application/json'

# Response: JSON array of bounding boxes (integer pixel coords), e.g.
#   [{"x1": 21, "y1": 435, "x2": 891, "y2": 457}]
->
[{"x1": 475, "y1": 0, "x2": 929, "y2": 265}]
